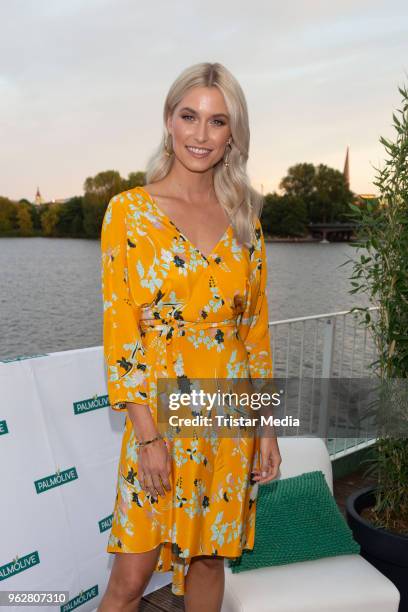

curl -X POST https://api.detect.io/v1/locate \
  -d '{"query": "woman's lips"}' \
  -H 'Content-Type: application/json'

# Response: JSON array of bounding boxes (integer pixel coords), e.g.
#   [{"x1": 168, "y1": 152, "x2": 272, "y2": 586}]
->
[{"x1": 185, "y1": 145, "x2": 213, "y2": 158}]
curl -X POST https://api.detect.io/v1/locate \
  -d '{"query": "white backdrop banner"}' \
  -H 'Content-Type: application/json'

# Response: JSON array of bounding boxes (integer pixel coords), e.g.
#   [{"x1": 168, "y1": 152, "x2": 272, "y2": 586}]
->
[{"x1": 0, "y1": 346, "x2": 172, "y2": 611}]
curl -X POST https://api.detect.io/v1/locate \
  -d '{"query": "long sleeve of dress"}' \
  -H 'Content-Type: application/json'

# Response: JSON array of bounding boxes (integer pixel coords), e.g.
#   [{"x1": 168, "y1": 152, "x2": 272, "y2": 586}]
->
[
  {"x1": 238, "y1": 218, "x2": 273, "y2": 379},
  {"x1": 100, "y1": 195, "x2": 149, "y2": 411}
]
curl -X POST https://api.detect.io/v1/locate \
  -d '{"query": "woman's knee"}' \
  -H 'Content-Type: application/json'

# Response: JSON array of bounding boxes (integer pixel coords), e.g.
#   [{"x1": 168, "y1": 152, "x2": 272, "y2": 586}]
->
[
  {"x1": 108, "y1": 571, "x2": 145, "y2": 602},
  {"x1": 108, "y1": 549, "x2": 160, "y2": 601},
  {"x1": 189, "y1": 555, "x2": 225, "y2": 572}
]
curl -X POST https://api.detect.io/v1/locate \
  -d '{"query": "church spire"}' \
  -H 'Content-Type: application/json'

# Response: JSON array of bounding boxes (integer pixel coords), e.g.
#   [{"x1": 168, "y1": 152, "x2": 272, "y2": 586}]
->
[
  {"x1": 343, "y1": 146, "x2": 350, "y2": 188},
  {"x1": 34, "y1": 186, "x2": 43, "y2": 205}
]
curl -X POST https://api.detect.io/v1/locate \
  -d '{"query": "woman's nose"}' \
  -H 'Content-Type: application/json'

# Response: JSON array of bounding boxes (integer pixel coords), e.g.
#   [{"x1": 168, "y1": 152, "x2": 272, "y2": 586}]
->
[{"x1": 194, "y1": 120, "x2": 209, "y2": 143}]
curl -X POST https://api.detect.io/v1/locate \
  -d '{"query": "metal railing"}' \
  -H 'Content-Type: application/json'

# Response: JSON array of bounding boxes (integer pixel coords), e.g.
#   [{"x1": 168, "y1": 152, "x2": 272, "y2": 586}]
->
[{"x1": 269, "y1": 306, "x2": 380, "y2": 460}]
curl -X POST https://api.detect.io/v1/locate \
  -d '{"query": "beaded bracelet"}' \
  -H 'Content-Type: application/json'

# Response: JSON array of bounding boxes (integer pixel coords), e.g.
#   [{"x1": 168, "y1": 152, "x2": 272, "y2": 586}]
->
[{"x1": 136, "y1": 433, "x2": 163, "y2": 448}]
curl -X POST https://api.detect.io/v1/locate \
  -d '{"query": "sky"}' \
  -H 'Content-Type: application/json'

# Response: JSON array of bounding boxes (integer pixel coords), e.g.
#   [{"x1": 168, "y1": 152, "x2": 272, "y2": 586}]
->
[{"x1": 1, "y1": 0, "x2": 408, "y2": 202}]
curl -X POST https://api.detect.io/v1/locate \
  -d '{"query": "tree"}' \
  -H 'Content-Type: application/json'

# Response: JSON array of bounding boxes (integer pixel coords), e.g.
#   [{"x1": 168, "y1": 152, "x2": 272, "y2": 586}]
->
[
  {"x1": 279, "y1": 163, "x2": 316, "y2": 203},
  {"x1": 16, "y1": 203, "x2": 34, "y2": 236},
  {"x1": 127, "y1": 171, "x2": 146, "y2": 189},
  {"x1": 280, "y1": 195, "x2": 308, "y2": 236},
  {"x1": 0, "y1": 196, "x2": 15, "y2": 235},
  {"x1": 83, "y1": 170, "x2": 126, "y2": 238},
  {"x1": 280, "y1": 162, "x2": 354, "y2": 223},
  {"x1": 40, "y1": 205, "x2": 60, "y2": 237},
  {"x1": 56, "y1": 197, "x2": 84, "y2": 237},
  {"x1": 83, "y1": 170, "x2": 125, "y2": 202},
  {"x1": 311, "y1": 164, "x2": 354, "y2": 223},
  {"x1": 263, "y1": 193, "x2": 308, "y2": 237}
]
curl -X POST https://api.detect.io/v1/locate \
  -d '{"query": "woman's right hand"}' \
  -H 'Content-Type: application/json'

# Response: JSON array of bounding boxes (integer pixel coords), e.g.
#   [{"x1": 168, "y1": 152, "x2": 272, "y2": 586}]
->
[{"x1": 138, "y1": 438, "x2": 172, "y2": 501}]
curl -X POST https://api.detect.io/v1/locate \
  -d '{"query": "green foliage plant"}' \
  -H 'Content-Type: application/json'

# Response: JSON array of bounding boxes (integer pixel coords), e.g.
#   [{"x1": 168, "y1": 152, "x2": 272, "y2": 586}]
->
[{"x1": 345, "y1": 83, "x2": 408, "y2": 534}]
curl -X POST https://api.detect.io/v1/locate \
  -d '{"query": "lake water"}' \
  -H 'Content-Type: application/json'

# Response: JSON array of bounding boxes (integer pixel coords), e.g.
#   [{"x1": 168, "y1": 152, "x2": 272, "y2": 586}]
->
[{"x1": 0, "y1": 237, "x2": 369, "y2": 361}]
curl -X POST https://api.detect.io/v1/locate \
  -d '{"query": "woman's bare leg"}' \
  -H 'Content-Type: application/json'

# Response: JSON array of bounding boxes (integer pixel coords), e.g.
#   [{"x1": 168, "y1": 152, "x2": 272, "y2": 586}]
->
[
  {"x1": 98, "y1": 545, "x2": 162, "y2": 612},
  {"x1": 184, "y1": 555, "x2": 225, "y2": 612}
]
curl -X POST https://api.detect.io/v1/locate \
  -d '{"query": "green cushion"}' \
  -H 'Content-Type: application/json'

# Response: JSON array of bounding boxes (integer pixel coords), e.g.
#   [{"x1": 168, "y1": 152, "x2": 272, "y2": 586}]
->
[{"x1": 228, "y1": 470, "x2": 360, "y2": 573}]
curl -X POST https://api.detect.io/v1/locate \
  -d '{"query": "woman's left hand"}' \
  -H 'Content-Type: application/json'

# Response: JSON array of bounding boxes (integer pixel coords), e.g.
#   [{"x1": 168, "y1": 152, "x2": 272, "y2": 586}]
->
[{"x1": 252, "y1": 437, "x2": 282, "y2": 484}]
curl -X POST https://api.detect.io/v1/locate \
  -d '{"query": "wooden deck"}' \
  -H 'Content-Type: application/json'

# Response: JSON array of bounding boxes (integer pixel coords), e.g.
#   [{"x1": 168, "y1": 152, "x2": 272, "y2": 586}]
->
[{"x1": 140, "y1": 465, "x2": 377, "y2": 611}]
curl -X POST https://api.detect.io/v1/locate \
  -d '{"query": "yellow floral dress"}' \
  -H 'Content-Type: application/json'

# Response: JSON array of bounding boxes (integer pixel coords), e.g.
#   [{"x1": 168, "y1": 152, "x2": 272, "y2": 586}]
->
[{"x1": 101, "y1": 186, "x2": 273, "y2": 596}]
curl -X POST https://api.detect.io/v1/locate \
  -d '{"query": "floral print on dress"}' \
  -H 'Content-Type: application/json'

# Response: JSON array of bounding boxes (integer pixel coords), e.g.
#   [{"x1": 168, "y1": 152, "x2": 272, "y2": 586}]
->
[{"x1": 101, "y1": 186, "x2": 273, "y2": 596}]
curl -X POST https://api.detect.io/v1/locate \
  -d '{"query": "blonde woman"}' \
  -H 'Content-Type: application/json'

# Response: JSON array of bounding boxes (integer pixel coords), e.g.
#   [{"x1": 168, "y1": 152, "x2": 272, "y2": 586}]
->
[{"x1": 99, "y1": 62, "x2": 281, "y2": 612}]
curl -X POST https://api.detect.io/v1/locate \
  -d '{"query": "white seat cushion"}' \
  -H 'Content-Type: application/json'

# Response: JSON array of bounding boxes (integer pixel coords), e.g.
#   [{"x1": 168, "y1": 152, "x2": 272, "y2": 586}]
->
[
  {"x1": 273, "y1": 437, "x2": 334, "y2": 493},
  {"x1": 221, "y1": 438, "x2": 399, "y2": 612},
  {"x1": 222, "y1": 554, "x2": 400, "y2": 612}
]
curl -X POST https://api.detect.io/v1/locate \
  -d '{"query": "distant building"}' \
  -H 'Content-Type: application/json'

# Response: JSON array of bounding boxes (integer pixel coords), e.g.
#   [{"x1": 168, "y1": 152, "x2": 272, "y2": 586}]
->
[
  {"x1": 342, "y1": 147, "x2": 377, "y2": 204},
  {"x1": 33, "y1": 186, "x2": 72, "y2": 206},
  {"x1": 358, "y1": 194, "x2": 378, "y2": 200},
  {"x1": 48, "y1": 197, "x2": 72, "y2": 204},
  {"x1": 34, "y1": 186, "x2": 44, "y2": 206},
  {"x1": 343, "y1": 145, "x2": 350, "y2": 189},
  {"x1": 355, "y1": 193, "x2": 380, "y2": 207}
]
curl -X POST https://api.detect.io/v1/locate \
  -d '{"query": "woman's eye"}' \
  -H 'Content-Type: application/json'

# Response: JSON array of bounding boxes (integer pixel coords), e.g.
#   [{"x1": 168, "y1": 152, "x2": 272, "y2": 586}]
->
[{"x1": 180, "y1": 115, "x2": 225, "y2": 126}]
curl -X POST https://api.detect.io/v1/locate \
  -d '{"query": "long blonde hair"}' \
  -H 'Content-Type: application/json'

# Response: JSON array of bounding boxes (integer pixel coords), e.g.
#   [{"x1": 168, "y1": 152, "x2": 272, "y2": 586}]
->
[{"x1": 145, "y1": 62, "x2": 263, "y2": 248}]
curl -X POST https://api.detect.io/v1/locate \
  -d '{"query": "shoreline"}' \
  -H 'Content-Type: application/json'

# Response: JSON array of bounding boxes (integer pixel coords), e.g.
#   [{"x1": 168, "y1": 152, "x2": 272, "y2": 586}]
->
[{"x1": 264, "y1": 236, "x2": 358, "y2": 243}]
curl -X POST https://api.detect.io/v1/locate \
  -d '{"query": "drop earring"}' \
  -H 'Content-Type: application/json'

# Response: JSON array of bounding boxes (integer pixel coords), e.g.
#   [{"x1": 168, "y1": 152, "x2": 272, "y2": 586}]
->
[
  {"x1": 223, "y1": 138, "x2": 232, "y2": 168},
  {"x1": 164, "y1": 134, "x2": 173, "y2": 157}
]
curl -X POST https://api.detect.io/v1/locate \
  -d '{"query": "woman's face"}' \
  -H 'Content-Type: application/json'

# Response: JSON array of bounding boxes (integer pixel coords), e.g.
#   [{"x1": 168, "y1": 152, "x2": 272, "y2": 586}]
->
[{"x1": 167, "y1": 86, "x2": 232, "y2": 173}]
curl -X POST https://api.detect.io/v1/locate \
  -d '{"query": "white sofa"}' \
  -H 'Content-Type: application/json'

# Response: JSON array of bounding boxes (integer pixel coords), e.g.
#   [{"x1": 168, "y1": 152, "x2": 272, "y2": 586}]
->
[{"x1": 222, "y1": 437, "x2": 400, "y2": 612}]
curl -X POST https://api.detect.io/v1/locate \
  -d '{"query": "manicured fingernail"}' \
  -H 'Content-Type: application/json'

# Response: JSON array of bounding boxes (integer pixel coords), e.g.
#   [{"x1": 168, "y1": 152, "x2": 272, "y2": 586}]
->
[{"x1": 262, "y1": 471, "x2": 267, "y2": 477}]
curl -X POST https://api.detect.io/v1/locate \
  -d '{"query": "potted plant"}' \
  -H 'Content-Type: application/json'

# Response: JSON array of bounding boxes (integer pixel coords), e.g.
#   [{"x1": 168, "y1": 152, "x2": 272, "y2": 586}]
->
[{"x1": 343, "y1": 83, "x2": 408, "y2": 611}]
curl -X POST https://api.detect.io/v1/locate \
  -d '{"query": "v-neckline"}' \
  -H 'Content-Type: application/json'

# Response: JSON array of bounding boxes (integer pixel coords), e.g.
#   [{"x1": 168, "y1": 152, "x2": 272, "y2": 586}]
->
[{"x1": 137, "y1": 186, "x2": 232, "y2": 261}]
